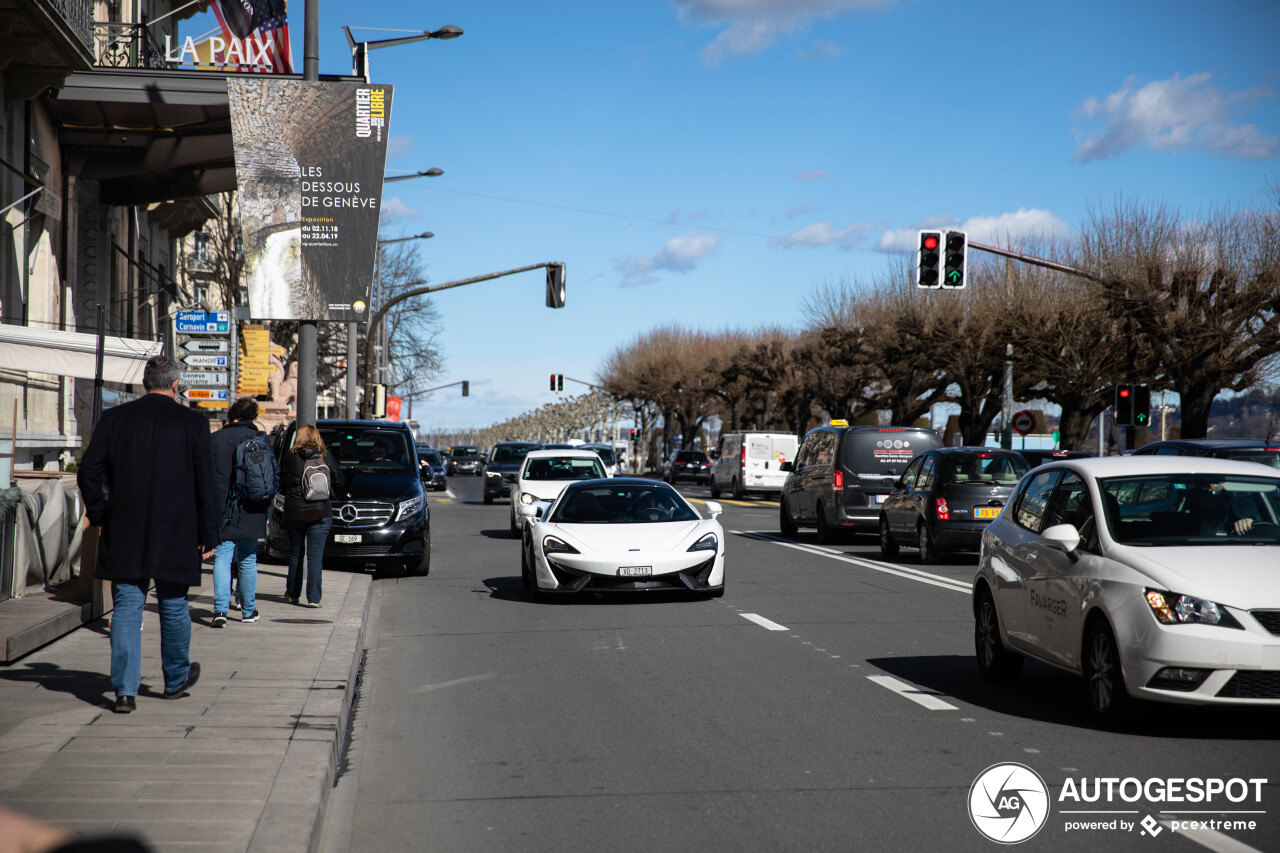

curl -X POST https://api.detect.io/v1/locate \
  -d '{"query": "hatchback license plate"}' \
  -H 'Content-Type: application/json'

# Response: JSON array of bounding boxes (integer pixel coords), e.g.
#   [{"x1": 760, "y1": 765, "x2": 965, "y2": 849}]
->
[
  {"x1": 335, "y1": 534, "x2": 362, "y2": 543},
  {"x1": 618, "y1": 566, "x2": 652, "y2": 578},
  {"x1": 975, "y1": 507, "x2": 1001, "y2": 519}
]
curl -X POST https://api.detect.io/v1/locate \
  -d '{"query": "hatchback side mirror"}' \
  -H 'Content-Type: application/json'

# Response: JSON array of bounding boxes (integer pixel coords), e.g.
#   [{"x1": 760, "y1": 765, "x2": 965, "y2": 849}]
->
[
  {"x1": 1042, "y1": 523, "x2": 1081, "y2": 555},
  {"x1": 779, "y1": 461, "x2": 793, "y2": 473}
]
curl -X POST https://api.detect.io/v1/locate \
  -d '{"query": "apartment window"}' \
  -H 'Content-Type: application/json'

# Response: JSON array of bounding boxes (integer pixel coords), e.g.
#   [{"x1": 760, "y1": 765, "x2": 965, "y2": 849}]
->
[{"x1": 190, "y1": 233, "x2": 213, "y2": 270}]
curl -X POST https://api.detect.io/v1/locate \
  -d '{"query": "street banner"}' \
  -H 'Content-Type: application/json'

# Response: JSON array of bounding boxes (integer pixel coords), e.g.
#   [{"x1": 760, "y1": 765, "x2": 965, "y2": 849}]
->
[
  {"x1": 386, "y1": 396, "x2": 402, "y2": 422},
  {"x1": 228, "y1": 79, "x2": 393, "y2": 321}
]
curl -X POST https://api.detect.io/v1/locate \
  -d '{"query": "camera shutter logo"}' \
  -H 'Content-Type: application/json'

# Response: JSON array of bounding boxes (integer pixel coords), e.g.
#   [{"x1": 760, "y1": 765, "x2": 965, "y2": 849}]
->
[{"x1": 969, "y1": 763, "x2": 1051, "y2": 844}]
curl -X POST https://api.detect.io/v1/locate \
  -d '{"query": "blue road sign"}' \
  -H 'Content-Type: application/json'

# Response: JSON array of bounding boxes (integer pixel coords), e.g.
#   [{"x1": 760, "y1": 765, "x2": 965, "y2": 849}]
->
[{"x1": 176, "y1": 310, "x2": 230, "y2": 334}]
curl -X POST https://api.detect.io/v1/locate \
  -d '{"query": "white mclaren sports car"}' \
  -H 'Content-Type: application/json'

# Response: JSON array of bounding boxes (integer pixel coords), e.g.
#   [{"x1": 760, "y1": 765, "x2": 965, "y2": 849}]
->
[{"x1": 518, "y1": 478, "x2": 725, "y2": 597}]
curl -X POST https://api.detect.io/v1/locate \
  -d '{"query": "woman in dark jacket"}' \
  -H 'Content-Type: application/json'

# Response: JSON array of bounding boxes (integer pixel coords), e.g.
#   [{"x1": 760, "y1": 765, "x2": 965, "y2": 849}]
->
[
  {"x1": 279, "y1": 424, "x2": 344, "y2": 606},
  {"x1": 209, "y1": 398, "x2": 272, "y2": 624}
]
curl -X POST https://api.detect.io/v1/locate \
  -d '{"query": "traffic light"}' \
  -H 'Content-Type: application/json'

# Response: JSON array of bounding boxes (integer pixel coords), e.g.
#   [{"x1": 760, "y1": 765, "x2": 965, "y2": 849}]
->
[
  {"x1": 916, "y1": 230, "x2": 942, "y2": 288},
  {"x1": 1114, "y1": 384, "x2": 1134, "y2": 426},
  {"x1": 372, "y1": 383, "x2": 387, "y2": 419},
  {"x1": 557, "y1": 374, "x2": 564, "y2": 392},
  {"x1": 549, "y1": 373, "x2": 556, "y2": 392},
  {"x1": 629, "y1": 428, "x2": 637, "y2": 441},
  {"x1": 546, "y1": 263, "x2": 566, "y2": 309},
  {"x1": 942, "y1": 230, "x2": 967, "y2": 289},
  {"x1": 461, "y1": 380, "x2": 469, "y2": 397},
  {"x1": 1132, "y1": 384, "x2": 1151, "y2": 428}
]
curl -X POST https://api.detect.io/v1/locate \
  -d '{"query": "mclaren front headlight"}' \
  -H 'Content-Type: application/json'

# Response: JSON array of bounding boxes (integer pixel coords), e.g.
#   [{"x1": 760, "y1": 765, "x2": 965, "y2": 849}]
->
[{"x1": 687, "y1": 533, "x2": 718, "y2": 553}]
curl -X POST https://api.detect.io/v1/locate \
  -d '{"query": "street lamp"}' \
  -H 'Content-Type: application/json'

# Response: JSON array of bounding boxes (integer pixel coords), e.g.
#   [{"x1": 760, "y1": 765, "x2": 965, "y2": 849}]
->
[
  {"x1": 385, "y1": 169, "x2": 444, "y2": 182},
  {"x1": 344, "y1": 26, "x2": 463, "y2": 78}
]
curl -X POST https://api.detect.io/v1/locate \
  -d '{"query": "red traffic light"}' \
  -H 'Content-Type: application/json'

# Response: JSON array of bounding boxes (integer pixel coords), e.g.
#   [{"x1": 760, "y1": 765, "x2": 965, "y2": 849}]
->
[
  {"x1": 923, "y1": 235, "x2": 938, "y2": 250},
  {"x1": 1119, "y1": 388, "x2": 1130, "y2": 398}
]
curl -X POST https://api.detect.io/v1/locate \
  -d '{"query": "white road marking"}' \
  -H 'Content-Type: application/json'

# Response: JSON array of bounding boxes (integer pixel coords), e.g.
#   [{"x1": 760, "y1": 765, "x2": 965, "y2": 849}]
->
[
  {"x1": 413, "y1": 673, "x2": 496, "y2": 693},
  {"x1": 1159, "y1": 822, "x2": 1266, "y2": 853},
  {"x1": 740, "y1": 613, "x2": 789, "y2": 631},
  {"x1": 732, "y1": 531, "x2": 971, "y2": 593},
  {"x1": 866, "y1": 675, "x2": 958, "y2": 710}
]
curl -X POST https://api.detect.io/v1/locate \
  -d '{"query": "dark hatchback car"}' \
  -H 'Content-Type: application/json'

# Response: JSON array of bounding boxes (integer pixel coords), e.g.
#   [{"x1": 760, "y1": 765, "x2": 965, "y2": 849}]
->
[
  {"x1": 663, "y1": 450, "x2": 711, "y2": 485},
  {"x1": 266, "y1": 420, "x2": 430, "y2": 576},
  {"x1": 1131, "y1": 438, "x2": 1280, "y2": 471},
  {"x1": 417, "y1": 447, "x2": 448, "y2": 491},
  {"x1": 878, "y1": 447, "x2": 1029, "y2": 563},
  {"x1": 780, "y1": 423, "x2": 943, "y2": 541},
  {"x1": 447, "y1": 445, "x2": 485, "y2": 476},
  {"x1": 483, "y1": 441, "x2": 542, "y2": 504}
]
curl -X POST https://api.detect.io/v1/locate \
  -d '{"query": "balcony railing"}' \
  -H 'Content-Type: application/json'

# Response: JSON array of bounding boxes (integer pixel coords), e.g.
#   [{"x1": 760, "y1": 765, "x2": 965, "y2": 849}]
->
[
  {"x1": 38, "y1": 0, "x2": 94, "y2": 53},
  {"x1": 94, "y1": 21, "x2": 169, "y2": 70}
]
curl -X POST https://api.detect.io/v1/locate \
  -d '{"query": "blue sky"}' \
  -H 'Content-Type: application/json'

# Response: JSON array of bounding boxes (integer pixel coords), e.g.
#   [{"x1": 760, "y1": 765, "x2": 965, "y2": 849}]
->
[{"x1": 182, "y1": 0, "x2": 1280, "y2": 431}]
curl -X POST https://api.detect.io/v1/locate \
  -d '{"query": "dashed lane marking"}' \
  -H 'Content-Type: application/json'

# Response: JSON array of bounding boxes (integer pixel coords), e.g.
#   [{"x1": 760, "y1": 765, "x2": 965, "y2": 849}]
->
[
  {"x1": 740, "y1": 613, "x2": 789, "y2": 631},
  {"x1": 732, "y1": 531, "x2": 971, "y2": 594},
  {"x1": 866, "y1": 675, "x2": 958, "y2": 711}
]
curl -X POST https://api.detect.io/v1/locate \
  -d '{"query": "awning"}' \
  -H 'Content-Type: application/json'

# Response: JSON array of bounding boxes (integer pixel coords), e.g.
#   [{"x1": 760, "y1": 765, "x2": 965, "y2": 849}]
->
[{"x1": 0, "y1": 324, "x2": 161, "y2": 384}]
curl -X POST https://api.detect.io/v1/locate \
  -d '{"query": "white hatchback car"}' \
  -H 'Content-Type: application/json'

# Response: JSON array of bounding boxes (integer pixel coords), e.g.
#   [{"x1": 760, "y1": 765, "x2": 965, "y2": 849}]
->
[
  {"x1": 973, "y1": 456, "x2": 1280, "y2": 722},
  {"x1": 509, "y1": 449, "x2": 608, "y2": 534}
]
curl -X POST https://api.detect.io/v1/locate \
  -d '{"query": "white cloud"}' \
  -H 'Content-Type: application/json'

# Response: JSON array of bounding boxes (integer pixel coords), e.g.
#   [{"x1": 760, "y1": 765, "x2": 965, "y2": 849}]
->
[
  {"x1": 801, "y1": 39, "x2": 840, "y2": 60},
  {"x1": 787, "y1": 203, "x2": 814, "y2": 219},
  {"x1": 771, "y1": 220, "x2": 873, "y2": 249},
  {"x1": 386, "y1": 136, "x2": 413, "y2": 164},
  {"x1": 791, "y1": 169, "x2": 827, "y2": 182},
  {"x1": 875, "y1": 208, "x2": 1070, "y2": 252},
  {"x1": 612, "y1": 232, "x2": 721, "y2": 286},
  {"x1": 1071, "y1": 73, "x2": 1277, "y2": 163},
  {"x1": 673, "y1": 0, "x2": 893, "y2": 64},
  {"x1": 379, "y1": 197, "x2": 419, "y2": 223}
]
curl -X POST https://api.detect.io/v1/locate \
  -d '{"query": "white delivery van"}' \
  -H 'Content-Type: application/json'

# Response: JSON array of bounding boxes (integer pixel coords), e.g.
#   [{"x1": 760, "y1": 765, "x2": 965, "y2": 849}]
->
[{"x1": 711, "y1": 432, "x2": 798, "y2": 499}]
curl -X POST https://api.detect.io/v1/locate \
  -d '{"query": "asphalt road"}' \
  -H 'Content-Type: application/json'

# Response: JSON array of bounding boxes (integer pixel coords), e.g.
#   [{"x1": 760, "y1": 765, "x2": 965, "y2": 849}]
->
[{"x1": 325, "y1": 473, "x2": 1279, "y2": 853}]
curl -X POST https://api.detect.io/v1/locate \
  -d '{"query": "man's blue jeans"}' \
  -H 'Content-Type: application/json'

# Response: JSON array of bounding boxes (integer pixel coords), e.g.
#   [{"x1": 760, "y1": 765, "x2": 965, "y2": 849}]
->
[
  {"x1": 110, "y1": 579, "x2": 191, "y2": 698},
  {"x1": 214, "y1": 539, "x2": 258, "y2": 613},
  {"x1": 286, "y1": 516, "x2": 331, "y2": 605}
]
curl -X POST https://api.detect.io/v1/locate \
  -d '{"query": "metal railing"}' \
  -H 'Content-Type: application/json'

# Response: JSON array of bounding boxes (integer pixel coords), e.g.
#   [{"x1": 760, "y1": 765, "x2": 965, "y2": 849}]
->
[
  {"x1": 94, "y1": 21, "x2": 169, "y2": 70},
  {"x1": 39, "y1": 0, "x2": 94, "y2": 52}
]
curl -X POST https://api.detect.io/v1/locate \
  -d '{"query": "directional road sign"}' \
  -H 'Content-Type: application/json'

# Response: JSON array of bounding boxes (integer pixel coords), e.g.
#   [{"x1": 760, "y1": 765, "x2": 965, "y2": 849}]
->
[
  {"x1": 180, "y1": 388, "x2": 230, "y2": 402},
  {"x1": 183, "y1": 354, "x2": 230, "y2": 368},
  {"x1": 175, "y1": 310, "x2": 230, "y2": 334},
  {"x1": 180, "y1": 371, "x2": 229, "y2": 387},
  {"x1": 182, "y1": 339, "x2": 229, "y2": 354}
]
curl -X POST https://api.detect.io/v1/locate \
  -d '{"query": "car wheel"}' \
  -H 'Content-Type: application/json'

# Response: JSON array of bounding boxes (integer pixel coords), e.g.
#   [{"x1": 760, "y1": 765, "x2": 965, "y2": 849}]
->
[
  {"x1": 710, "y1": 479, "x2": 721, "y2": 499},
  {"x1": 879, "y1": 517, "x2": 899, "y2": 559},
  {"x1": 732, "y1": 478, "x2": 743, "y2": 500},
  {"x1": 816, "y1": 502, "x2": 838, "y2": 544},
  {"x1": 917, "y1": 522, "x2": 939, "y2": 564},
  {"x1": 974, "y1": 587, "x2": 1022, "y2": 683},
  {"x1": 483, "y1": 493, "x2": 493, "y2": 505},
  {"x1": 510, "y1": 513, "x2": 520, "y2": 537},
  {"x1": 779, "y1": 498, "x2": 798, "y2": 539},
  {"x1": 520, "y1": 544, "x2": 532, "y2": 587},
  {"x1": 1083, "y1": 617, "x2": 1132, "y2": 724},
  {"x1": 409, "y1": 537, "x2": 431, "y2": 577}
]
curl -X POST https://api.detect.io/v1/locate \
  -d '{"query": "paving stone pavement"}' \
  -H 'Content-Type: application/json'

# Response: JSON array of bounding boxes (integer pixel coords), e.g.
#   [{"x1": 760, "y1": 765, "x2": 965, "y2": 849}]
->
[{"x1": 0, "y1": 562, "x2": 371, "y2": 853}]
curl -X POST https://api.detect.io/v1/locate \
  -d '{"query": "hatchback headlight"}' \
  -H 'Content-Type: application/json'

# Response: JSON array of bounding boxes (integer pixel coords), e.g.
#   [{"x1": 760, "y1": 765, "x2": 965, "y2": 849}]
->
[
  {"x1": 1144, "y1": 589, "x2": 1243, "y2": 629},
  {"x1": 543, "y1": 536, "x2": 579, "y2": 555},
  {"x1": 395, "y1": 493, "x2": 424, "y2": 522},
  {"x1": 520, "y1": 492, "x2": 536, "y2": 505},
  {"x1": 687, "y1": 533, "x2": 718, "y2": 553}
]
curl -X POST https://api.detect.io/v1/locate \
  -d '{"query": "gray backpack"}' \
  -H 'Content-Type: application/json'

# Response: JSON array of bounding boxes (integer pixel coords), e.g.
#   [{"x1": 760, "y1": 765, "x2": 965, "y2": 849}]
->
[{"x1": 302, "y1": 456, "x2": 331, "y2": 501}]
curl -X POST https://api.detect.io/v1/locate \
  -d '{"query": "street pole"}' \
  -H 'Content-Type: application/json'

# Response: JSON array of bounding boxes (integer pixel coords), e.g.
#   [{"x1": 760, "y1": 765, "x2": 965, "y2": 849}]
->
[
  {"x1": 1000, "y1": 258, "x2": 1013, "y2": 449},
  {"x1": 297, "y1": 0, "x2": 320, "y2": 428}
]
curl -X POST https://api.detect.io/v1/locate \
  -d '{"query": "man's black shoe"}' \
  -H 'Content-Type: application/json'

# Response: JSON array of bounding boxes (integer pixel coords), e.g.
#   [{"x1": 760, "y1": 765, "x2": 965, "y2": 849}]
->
[
  {"x1": 163, "y1": 662, "x2": 200, "y2": 699},
  {"x1": 113, "y1": 695, "x2": 136, "y2": 713}
]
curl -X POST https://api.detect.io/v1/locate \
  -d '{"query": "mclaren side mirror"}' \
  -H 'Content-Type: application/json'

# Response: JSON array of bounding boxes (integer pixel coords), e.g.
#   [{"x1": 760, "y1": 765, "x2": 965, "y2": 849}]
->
[
  {"x1": 779, "y1": 461, "x2": 793, "y2": 473},
  {"x1": 704, "y1": 501, "x2": 723, "y2": 519}
]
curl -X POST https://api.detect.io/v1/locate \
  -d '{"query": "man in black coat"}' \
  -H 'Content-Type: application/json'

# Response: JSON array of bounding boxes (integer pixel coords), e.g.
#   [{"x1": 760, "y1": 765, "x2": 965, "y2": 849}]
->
[
  {"x1": 209, "y1": 397, "x2": 272, "y2": 625},
  {"x1": 77, "y1": 356, "x2": 219, "y2": 713}
]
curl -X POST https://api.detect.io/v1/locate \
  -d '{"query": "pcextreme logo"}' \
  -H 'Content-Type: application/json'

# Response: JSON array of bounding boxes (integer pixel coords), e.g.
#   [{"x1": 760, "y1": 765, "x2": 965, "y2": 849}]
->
[{"x1": 969, "y1": 763, "x2": 1051, "y2": 844}]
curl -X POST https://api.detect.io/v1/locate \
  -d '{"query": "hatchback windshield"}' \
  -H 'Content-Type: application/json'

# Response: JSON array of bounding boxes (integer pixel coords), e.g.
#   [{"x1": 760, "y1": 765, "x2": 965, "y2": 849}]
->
[
  {"x1": 522, "y1": 456, "x2": 606, "y2": 481},
  {"x1": 1100, "y1": 474, "x2": 1280, "y2": 545},
  {"x1": 1214, "y1": 449, "x2": 1280, "y2": 471},
  {"x1": 319, "y1": 427, "x2": 414, "y2": 473},
  {"x1": 492, "y1": 444, "x2": 539, "y2": 462},
  {"x1": 677, "y1": 451, "x2": 709, "y2": 463},
  {"x1": 418, "y1": 449, "x2": 444, "y2": 467},
  {"x1": 451, "y1": 445, "x2": 480, "y2": 458},
  {"x1": 941, "y1": 453, "x2": 1028, "y2": 485},
  {"x1": 550, "y1": 483, "x2": 699, "y2": 524}
]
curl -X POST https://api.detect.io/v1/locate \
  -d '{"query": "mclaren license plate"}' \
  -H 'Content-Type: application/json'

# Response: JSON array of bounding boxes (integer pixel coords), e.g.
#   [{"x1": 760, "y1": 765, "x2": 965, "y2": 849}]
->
[
  {"x1": 618, "y1": 566, "x2": 652, "y2": 578},
  {"x1": 335, "y1": 534, "x2": 362, "y2": 544},
  {"x1": 975, "y1": 507, "x2": 1002, "y2": 520}
]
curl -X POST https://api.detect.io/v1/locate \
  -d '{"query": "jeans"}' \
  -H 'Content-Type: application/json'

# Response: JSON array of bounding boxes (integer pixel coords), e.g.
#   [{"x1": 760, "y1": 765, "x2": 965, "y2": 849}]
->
[
  {"x1": 287, "y1": 516, "x2": 331, "y2": 605},
  {"x1": 110, "y1": 579, "x2": 191, "y2": 697},
  {"x1": 214, "y1": 539, "x2": 258, "y2": 614}
]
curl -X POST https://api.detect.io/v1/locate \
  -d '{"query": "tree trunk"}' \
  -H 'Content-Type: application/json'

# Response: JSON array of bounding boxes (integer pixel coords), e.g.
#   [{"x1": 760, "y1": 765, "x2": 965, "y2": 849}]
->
[
  {"x1": 1177, "y1": 380, "x2": 1218, "y2": 440},
  {"x1": 1057, "y1": 402, "x2": 1097, "y2": 451}
]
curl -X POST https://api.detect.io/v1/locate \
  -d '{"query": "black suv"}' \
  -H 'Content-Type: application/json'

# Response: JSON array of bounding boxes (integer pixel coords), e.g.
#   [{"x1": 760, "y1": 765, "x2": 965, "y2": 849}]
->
[
  {"x1": 483, "y1": 441, "x2": 542, "y2": 504},
  {"x1": 1131, "y1": 439, "x2": 1280, "y2": 470},
  {"x1": 779, "y1": 424, "x2": 942, "y2": 541},
  {"x1": 266, "y1": 420, "x2": 430, "y2": 575},
  {"x1": 878, "y1": 447, "x2": 1029, "y2": 562}
]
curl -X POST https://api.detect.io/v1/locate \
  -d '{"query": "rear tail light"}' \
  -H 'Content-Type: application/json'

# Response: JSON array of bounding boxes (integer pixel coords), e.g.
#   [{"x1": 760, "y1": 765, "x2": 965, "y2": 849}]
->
[
  {"x1": 740, "y1": 446, "x2": 746, "y2": 468},
  {"x1": 833, "y1": 469, "x2": 844, "y2": 492},
  {"x1": 935, "y1": 497, "x2": 950, "y2": 520}
]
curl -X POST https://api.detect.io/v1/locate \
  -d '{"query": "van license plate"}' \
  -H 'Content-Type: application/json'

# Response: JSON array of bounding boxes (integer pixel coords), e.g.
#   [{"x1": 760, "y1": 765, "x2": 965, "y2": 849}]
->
[
  {"x1": 335, "y1": 534, "x2": 362, "y2": 543},
  {"x1": 876, "y1": 494, "x2": 888, "y2": 503},
  {"x1": 618, "y1": 566, "x2": 652, "y2": 577},
  {"x1": 975, "y1": 507, "x2": 1001, "y2": 519}
]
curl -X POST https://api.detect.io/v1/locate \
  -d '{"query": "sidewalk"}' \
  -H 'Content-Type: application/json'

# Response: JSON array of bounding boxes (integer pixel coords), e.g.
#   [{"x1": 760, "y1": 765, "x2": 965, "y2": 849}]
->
[{"x1": 0, "y1": 561, "x2": 371, "y2": 853}]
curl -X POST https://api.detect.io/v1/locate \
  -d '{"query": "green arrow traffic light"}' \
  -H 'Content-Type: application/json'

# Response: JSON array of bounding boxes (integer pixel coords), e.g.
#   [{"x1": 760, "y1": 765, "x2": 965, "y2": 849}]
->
[{"x1": 947, "y1": 270, "x2": 962, "y2": 284}]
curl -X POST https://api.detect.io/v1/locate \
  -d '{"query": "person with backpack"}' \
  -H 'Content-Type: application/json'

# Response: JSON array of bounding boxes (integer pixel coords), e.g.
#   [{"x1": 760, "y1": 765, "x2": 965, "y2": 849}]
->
[
  {"x1": 280, "y1": 424, "x2": 343, "y2": 607},
  {"x1": 209, "y1": 397, "x2": 278, "y2": 626}
]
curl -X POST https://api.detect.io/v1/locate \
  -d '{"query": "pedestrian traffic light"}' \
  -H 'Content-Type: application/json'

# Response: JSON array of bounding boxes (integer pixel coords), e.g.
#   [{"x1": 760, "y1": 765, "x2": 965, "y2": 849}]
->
[
  {"x1": 1132, "y1": 384, "x2": 1151, "y2": 428},
  {"x1": 916, "y1": 230, "x2": 942, "y2": 288},
  {"x1": 546, "y1": 263, "x2": 566, "y2": 309},
  {"x1": 1114, "y1": 384, "x2": 1134, "y2": 426},
  {"x1": 461, "y1": 380, "x2": 469, "y2": 397},
  {"x1": 942, "y1": 230, "x2": 967, "y2": 289}
]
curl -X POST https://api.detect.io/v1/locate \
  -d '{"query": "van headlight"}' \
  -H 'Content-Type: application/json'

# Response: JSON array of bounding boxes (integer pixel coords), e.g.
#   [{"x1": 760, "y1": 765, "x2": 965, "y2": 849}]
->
[
  {"x1": 1144, "y1": 589, "x2": 1243, "y2": 629},
  {"x1": 395, "y1": 493, "x2": 424, "y2": 521}
]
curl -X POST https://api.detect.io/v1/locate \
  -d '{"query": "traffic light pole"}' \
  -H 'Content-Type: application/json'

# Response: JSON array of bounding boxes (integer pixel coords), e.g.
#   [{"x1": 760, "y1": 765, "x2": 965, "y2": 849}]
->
[
  {"x1": 361, "y1": 262, "x2": 565, "y2": 418},
  {"x1": 397, "y1": 380, "x2": 470, "y2": 400}
]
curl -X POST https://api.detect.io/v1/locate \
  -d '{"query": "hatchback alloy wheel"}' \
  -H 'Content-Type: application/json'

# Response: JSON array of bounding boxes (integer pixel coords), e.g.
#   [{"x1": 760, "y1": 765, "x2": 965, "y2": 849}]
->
[
  {"x1": 1083, "y1": 619, "x2": 1131, "y2": 723},
  {"x1": 974, "y1": 588, "x2": 1022, "y2": 683},
  {"x1": 879, "y1": 518, "x2": 899, "y2": 558}
]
